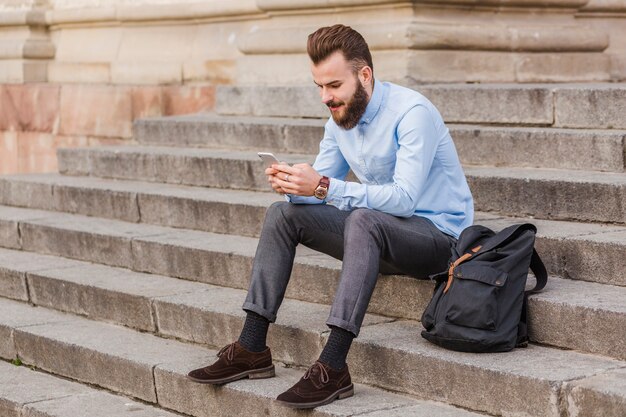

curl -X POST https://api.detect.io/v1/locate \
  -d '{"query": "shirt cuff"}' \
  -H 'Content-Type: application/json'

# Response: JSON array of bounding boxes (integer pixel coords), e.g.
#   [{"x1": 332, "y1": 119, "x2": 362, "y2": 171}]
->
[{"x1": 326, "y1": 178, "x2": 346, "y2": 205}]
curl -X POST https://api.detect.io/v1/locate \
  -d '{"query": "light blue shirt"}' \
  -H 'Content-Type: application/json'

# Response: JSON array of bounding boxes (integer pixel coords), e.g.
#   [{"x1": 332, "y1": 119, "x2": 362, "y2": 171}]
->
[{"x1": 287, "y1": 79, "x2": 473, "y2": 238}]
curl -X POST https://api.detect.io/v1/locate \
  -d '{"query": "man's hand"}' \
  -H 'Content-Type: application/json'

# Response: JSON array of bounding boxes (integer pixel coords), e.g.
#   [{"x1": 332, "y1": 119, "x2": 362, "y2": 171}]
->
[
  {"x1": 270, "y1": 163, "x2": 322, "y2": 196},
  {"x1": 265, "y1": 163, "x2": 289, "y2": 195}
]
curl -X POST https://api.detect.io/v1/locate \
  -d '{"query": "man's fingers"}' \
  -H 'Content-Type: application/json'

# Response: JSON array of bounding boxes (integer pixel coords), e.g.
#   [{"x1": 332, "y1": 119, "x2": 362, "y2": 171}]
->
[
  {"x1": 275, "y1": 177, "x2": 299, "y2": 193},
  {"x1": 274, "y1": 164, "x2": 299, "y2": 175}
]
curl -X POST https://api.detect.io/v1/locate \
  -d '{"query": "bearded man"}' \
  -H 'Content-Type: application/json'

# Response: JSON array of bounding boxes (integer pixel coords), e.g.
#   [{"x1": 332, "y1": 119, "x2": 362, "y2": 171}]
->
[{"x1": 188, "y1": 24, "x2": 474, "y2": 409}]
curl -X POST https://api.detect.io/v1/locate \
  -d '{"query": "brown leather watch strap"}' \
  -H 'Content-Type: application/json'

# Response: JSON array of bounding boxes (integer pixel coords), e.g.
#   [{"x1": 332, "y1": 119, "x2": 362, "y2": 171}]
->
[{"x1": 318, "y1": 176, "x2": 330, "y2": 188}]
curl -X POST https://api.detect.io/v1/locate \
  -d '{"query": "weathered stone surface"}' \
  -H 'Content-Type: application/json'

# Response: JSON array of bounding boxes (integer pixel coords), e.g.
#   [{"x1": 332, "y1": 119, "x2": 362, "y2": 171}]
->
[
  {"x1": 22, "y1": 391, "x2": 182, "y2": 417},
  {"x1": 130, "y1": 228, "x2": 257, "y2": 288},
  {"x1": 0, "y1": 84, "x2": 60, "y2": 133},
  {"x1": 134, "y1": 115, "x2": 626, "y2": 172},
  {"x1": 528, "y1": 277, "x2": 626, "y2": 359},
  {"x1": 162, "y1": 85, "x2": 215, "y2": 115},
  {"x1": 15, "y1": 132, "x2": 57, "y2": 174},
  {"x1": 0, "y1": 175, "x2": 54, "y2": 210},
  {"x1": 420, "y1": 84, "x2": 554, "y2": 125},
  {"x1": 480, "y1": 215, "x2": 626, "y2": 286},
  {"x1": 18, "y1": 211, "x2": 169, "y2": 268},
  {"x1": 0, "y1": 131, "x2": 18, "y2": 175},
  {"x1": 133, "y1": 114, "x2": 325, "y2": 154},
  {"x1": 351, "y1": 321, "x2": 623, "y2": 417},
  {"x1": 56, "y1": 147, "x2": 91, "y2": 175},
  {"x1": 12, "y1": 310, "x2": 201, "y2": 403},
  {"x1": 131, "y1": 229, "x2": 431, "y2": 321},
  {"x1": 57, "y1": 146, "x2": 626, "y2": 223},
  {"x1": 466, "y1": 166, "x2": 626, "y2": 224},
  {"x1": 155, "y1": 356, "x2": 460, "y2": 417},
  {"x1": 58, "y1": 145, "x2": 315, "y2": 190},
  {"x1": 27, "y1": 262, "x2": 199, "y2": 332},
  {"x1": 0, "y1": 361, "x2": 90, "y2": 417},
  {"x1": 216, "y1": 85, "x2": 325, "y2": 118},
  {"x1": 450, "y1": 125, "x2": 626, "y2": 172},
  {"x1": 215, "y1": 84, "x2": 555, "y2": 124},
  {"x1": 58, "y1": 85, "x2": 133, "y2": 138},
  {"x1": 131, "y1": 86, "x2": 163, "y2": 120},
  {"x1": 564, "y1": 368, "x2": 626, "y2": 417},
  {"x1": 515, "y1": 52, "x2": 610, "y2": 83},
  {"x1": 0, "y1": 248, "x2": 75, "y2": 302},
  {"x1": 110, "y1": 61, "x2": 182, "y2": 85},
  {"x1": 154, "y1": 284, "x2": 391, "y2": 366},
  {"x1": 555, "y1": 85, "x2": 626, "y2": 129},
  {"x1": 0, "y1": 299, "x2": 460, "y2": 417},
  {"x1": 0, "y1": 299, "x2": 75, "y2": 360},
  {"x1": 47, "y1": 62, "x2": 111, "y2": 84},
  {"x1": 0, "y1": 205, "x2": 52, "y2": 250}
]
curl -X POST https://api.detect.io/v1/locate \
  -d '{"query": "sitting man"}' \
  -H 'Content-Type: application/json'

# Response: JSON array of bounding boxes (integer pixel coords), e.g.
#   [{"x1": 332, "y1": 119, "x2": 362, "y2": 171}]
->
[{"x1": 188, "y1": 24, "x2": 474, "y2": 409}]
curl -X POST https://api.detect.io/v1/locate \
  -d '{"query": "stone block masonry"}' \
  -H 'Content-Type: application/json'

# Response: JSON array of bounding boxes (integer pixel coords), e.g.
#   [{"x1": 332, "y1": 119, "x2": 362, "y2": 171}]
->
[{"x1": 0, "y1": 83, "x2": 215, "y2": 175}]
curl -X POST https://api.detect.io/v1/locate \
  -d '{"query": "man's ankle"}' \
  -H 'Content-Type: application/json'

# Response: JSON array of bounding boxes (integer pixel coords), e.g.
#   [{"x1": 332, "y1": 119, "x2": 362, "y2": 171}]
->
[{"x1": 238, "y1": 311, "x2": 270, "y2": 353}]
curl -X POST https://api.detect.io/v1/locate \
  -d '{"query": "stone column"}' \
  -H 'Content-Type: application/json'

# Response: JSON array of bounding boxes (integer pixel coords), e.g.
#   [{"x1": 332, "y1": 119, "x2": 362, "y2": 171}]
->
[
  {"x1": 234, "y1": 0, "x2": 610, "y2": 85},
  {"x1": 0, "y1": 0, "x2": 54, "y2": 83},
  {"x1": 577, "y1": 0, "x2": 626, "y2": 80}
]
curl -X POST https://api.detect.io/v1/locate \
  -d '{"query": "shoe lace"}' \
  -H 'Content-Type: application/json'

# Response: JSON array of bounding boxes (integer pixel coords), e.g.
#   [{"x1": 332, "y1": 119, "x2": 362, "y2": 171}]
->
[
  {"x1": 217, "y1": 342, "x2": 237, "y2": 362},
  {"x1": 303, "y1": 361, "x2": 329, "y2": 384}
]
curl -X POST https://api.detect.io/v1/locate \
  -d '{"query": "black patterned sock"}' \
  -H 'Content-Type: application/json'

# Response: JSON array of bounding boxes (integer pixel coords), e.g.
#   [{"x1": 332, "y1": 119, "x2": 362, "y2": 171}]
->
[
  {"x1": 319, "y1": 326, "x2": 355, "y2": 371},
  {"x1": 238, "y1": 311, "x2": 270, "y2": 353}
]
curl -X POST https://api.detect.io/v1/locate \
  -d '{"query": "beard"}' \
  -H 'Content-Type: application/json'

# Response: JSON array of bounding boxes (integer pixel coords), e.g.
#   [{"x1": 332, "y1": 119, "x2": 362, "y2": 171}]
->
[{"x1": 327, "y1": 81, "x2": 369, "y2": 130}]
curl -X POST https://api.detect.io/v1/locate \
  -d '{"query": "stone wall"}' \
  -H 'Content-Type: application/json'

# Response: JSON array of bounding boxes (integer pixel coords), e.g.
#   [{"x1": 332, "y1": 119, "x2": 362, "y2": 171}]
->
[
  {"x1": 1, "y1": 0, "x2": 625, "y2": 175},
  {"x1": 0, "y1": 83, "x2": 214, "y2": 174}
]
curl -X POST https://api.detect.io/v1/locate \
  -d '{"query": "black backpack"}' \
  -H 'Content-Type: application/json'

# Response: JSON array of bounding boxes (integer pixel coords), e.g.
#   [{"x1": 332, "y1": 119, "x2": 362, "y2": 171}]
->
[{"x1": 421, "y1": 223, "x2": 548, "y2": 353}]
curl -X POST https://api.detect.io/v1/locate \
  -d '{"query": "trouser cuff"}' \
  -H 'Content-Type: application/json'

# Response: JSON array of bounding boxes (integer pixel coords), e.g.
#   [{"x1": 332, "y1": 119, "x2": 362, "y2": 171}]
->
[
  {"x1": 242, "y1": 302, "x2": 277, "y2": 323},
  {"x1": 326, "y1": 316, "x2": 359, "y2": 338}
]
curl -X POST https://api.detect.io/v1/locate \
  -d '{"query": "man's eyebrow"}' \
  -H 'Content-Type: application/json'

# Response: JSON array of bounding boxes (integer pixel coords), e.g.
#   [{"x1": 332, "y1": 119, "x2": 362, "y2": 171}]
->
[{"x1": 313, "y1": 80, "x2": 342, "y2": 87}]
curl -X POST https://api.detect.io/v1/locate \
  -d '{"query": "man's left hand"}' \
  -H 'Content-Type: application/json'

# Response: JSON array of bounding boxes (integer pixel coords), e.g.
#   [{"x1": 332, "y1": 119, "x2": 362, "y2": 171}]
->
[{"x1": 273, "y1": 163, "x2": 322, "y2": 196}]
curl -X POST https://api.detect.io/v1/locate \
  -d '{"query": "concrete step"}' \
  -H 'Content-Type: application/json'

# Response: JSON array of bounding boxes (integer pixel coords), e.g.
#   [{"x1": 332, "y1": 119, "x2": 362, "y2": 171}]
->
[
  {"x1": 0, "y1": 210, "x2": 625, "y2": 359},
  {"x1": 133, "y1": 114, "x2": 626, "y2": 172},
  {"x1": 0, "y1": 173, "x2": 282, "y2": 231},
  {"x1": 57, "y1": 145, "x2": 314, "y2": 191},
  {"x1": 2, "y1": 171, "x2": 626, "y2": 288},
  {"x1": 56, "y1": 145, "x2": 626, "y2": 224},
  {"x1": 214, "y1": 83, "x2": 626, "y2": 130},
  {"x1": 0, "y1": 296, "x2": 624, "y2": 417},
  {"x1": 467, "y1": 166, "x2": 626, "y2": 224},
  {"x1": 0, "y1": 360, "x2": 181, "y2": 417},
  {"x1": 0, "y1": 178, "x2": 624, "y2": 287},
  {"x1": 0, "y1": 298, "x2": 488, "y2": 417}
]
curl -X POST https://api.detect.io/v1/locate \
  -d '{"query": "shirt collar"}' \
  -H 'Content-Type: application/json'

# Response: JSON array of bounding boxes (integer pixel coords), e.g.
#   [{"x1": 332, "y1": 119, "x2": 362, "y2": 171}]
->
[{"x1": 359, "y1": 78, "x2": 383, "y2": 125}]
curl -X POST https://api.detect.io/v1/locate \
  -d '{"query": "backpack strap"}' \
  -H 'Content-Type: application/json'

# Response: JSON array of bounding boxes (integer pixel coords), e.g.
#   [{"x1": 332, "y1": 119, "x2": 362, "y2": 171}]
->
[
  {"x1": 443, "y1": 245, "x2": 482, "y2": 294},
  {"x1": 517, "y1": 248, "x2": 548, "y2": 347},
  {"x1": 528, "y1": 248, "x2": 548, "y2": 294}
]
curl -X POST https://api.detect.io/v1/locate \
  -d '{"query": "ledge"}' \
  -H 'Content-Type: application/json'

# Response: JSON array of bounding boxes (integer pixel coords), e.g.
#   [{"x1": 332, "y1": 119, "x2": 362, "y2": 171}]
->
[
  {"x1": 0, "y1": 9, "x2": 47, "y2": 27},
  {"x1": 238, "y1": 21, "x2": 609, "y2": 54},
  {"x1": 580, "y1": 0, "x2": 626, "y2": 13},
  {"x1": 45, "y1": 1, "x2": 261, "y2": 26}
]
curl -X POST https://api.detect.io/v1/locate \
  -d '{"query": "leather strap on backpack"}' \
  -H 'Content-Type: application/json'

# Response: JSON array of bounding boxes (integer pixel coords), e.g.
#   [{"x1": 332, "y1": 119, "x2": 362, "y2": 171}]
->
[
  {"x1": 517, "y1": 248, "x2": 548, "y2": 347},
  {"x1": 443, "y1": 245, "x2": 481, "y2": 294}
]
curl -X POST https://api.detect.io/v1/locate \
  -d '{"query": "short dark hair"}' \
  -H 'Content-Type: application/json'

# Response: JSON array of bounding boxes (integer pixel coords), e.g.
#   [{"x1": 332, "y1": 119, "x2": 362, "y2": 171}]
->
[{"x1": 307, "y1": 24, "x2": 373, "y2": 74}]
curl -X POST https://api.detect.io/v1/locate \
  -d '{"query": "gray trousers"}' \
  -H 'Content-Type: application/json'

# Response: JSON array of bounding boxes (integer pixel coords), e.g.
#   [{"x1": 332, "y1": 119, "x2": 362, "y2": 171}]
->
[{"x1": 243, "y1": 202, "x2": 456, "y2": 337}]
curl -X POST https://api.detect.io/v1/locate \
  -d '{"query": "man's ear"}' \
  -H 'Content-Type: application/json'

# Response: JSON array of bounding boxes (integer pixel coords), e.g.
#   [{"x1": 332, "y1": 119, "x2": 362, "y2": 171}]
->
[{"x1": 358, "y1": 66, "x2": 373, "y2": 86}]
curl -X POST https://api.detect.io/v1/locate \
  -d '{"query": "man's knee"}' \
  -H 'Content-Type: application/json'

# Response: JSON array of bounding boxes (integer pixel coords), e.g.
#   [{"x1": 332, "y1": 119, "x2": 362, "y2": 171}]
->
[
  {"x1": 346, "y1": 208, "x2": 382, "y2": 226},
  {"x1": 345, "y1": 209, "x2": 381, "y2": 236},
  {"x1": 264, "y1": 201, "x2": 301, "y2": 227}
]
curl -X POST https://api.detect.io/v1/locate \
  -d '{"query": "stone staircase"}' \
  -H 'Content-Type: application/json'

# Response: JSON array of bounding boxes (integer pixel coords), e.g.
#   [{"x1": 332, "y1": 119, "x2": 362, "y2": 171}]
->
[{"x1": 1, "y1": 83, "x2": 625, "y2": 417}]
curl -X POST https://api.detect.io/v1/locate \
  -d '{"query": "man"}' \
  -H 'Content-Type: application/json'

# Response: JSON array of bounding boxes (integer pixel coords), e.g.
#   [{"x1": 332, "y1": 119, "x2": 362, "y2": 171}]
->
[{"x1": 188, "y1": 24, "x2": 473, "y2": 409}]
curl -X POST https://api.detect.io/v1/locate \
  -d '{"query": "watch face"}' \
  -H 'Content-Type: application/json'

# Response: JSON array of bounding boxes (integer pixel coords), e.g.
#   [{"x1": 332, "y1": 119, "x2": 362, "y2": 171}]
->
[{"x1": 314, "y1": 186, "x2": 328, "y2": 199}]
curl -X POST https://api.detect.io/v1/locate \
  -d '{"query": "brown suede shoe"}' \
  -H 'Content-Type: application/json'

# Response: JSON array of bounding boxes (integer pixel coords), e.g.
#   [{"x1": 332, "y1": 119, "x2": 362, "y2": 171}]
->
[
  {"x1": 187, "y1": 341, "x2": 275, "y2": 384},
  {"x1": 276, "y1": 361, "x2": 354, "y2": 409}
]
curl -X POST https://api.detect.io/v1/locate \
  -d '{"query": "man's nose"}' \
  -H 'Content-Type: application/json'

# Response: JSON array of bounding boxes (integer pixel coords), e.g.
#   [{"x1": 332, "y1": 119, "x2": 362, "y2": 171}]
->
[{"x1": 321, "y1": 88, "x2": 333, "y2": 104}]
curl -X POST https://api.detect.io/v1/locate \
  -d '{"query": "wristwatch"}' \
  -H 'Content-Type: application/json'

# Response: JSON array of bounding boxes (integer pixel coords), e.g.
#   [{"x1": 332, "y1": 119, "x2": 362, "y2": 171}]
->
[{"x1": 314, "y1": 176, "x2": 330, "y2": 200}]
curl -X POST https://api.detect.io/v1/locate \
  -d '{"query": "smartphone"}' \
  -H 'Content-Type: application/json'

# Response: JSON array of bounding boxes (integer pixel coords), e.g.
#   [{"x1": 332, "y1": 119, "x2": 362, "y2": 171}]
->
[{"x1": 258, "y1": 152, "x2": 281, "y2": 168}]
